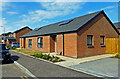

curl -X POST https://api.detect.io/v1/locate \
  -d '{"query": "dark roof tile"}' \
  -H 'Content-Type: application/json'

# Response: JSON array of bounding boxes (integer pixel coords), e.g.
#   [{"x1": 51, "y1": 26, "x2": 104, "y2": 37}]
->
[
  {"x1": 114, "y1": 22, "x2": 120, "y2": 29},
  {"x1": 21, "y1": 11, "x2": 102, "y2": 38}
]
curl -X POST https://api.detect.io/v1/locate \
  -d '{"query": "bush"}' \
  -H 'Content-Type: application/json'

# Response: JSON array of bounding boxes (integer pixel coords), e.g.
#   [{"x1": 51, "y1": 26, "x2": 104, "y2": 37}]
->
[
  {"x1": 52, "y1": 55, "x2": 55, "y2": 58},
  {"x1": 39, "y1": 53, "x2": 43, "y2": 58},
  {"x1": 43, "y1": 54, "x2": 47, "y2": 59},
  {"x1": 46, "y1": 54, "x2": 51, "y2": 60},
  {"x1": 34, "y1": 53, "x2": 43, "y2": 58},
  {"x1": 55, "y1": 56, "x2": 60, "y2": 59},
  {"x1": 57, "y1": 58, "x2": 62, "y2": 62},
  {"x1": 32, "y1": 53, "x2": 62, "y2": 62},
  {"x1": 115, "y1": 53, "x2": 120, "y2": 58},
  {"x1": 49, "y1": 58, "x2": 52, "y2": 61},
  {"x1": 52, "y1": 58, "x2": 56, "y2": 62},
  {"x1": 42, "y1": 56, "x2": 45, "y2": 59},
  {"x1": 42, "y1": 54, "x2": 51, "y2": 60}
]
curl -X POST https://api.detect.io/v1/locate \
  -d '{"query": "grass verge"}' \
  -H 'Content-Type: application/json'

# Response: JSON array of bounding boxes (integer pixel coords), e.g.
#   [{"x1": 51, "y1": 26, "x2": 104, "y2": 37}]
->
[{"x1": 14, "y1": 49, "x2": 63, "y2": 62}]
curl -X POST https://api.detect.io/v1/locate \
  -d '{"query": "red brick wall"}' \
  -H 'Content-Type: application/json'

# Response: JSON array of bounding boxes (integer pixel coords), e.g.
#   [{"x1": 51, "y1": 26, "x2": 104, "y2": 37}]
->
[
  {"x1": 24, "y1": 36, "x2": 52, "y2": 53},
  {"x1": 21, "y1": 34, "x2": 77, "y2": 57},
  {"x1": 20, "y1": 38, "x2": 25, "y2": 48},
  {"x1": 15, "y1": 28, "x2": 32, "y2": 43},
  {"x1": 56, "y1": 34, "x2": 77, "y2": 57},
  {"x1": 64, "y1": 33, "x2": 77, "y2": 57},
  {"x1": 77, "y1": 13, "x2": 119, "y2": 58},
  {"x1": 57, "y1": 34, "x2": 63, "y2": 55},
  {"x1": 50, "y1": 36, "x2": 55, "y2": 52}
]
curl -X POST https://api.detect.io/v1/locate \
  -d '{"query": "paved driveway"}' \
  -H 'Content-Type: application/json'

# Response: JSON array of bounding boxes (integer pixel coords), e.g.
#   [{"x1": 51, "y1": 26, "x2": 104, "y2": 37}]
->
[{"x1": 70, "y1": 58, "x2": 119, "y2": 78}]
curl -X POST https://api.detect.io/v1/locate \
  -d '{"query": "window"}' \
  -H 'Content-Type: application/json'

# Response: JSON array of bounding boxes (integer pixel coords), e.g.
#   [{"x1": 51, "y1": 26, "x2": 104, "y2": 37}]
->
[
  {"x1": 29, "y1": 39, "x2": 32, "y2": 48},
  {"x1": 100, "y1": 36, "x2": 105, "y2": 45},
  {"x1": 38, "y1": 37, "x2": 43, "y2": 49},
  {"x1": 87, "y1": 35, "x2": 93, "y2": 46}
]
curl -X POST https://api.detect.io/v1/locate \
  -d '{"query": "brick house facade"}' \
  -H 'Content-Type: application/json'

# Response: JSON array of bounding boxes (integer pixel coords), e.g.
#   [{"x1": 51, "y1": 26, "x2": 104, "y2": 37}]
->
[
  {"x1": 20, "y1": 11, "x2": 119, "y2": 58},
  {"x1": 7, "y1": 26, "x2": 32, "y2": 44}
]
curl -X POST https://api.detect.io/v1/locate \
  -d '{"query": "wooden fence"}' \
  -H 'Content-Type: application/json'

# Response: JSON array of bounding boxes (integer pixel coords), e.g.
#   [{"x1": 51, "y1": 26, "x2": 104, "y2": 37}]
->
[{"x1": 106, "y1": 38, "x2": 120, "y2": 54}]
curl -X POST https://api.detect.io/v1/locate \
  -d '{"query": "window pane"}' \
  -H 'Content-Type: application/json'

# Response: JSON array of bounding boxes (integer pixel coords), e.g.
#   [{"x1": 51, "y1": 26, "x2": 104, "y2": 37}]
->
[
  {"x1": 38, "y1": 38, "x2": 41, "y2": 43},
  {"x1": 29, "y1": 39, "x2": 32, "y2": 48},
  {"x1": 38, "y1": 37, "x2": 43, "y2": 48},
  {"x1": 100, "y1": 36, "x2": 104, "y2": 45},
  {"x1": 87, "y1": 35, "x2": 92, "y2": 45}
]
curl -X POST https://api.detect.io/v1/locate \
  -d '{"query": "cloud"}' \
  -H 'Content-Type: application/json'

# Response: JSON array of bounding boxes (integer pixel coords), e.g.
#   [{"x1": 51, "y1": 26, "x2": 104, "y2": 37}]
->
[
  {"x1": 0, "y1": 18, "x2": 7, "y2": 34},
  {"x1": 0, "y1": 1, "x2": 11, "y2": 11},
  {"x1": 101, "y1": 6, "x2": 116, "y2": 10},
  {"x1": 88, "y1": 5, "x2": 117, "y2": 14},
  {"x1": 88, "y1": 10, "x2": 98, "y2": 14},
  {"x1": 7, "y1": 11, "x2": 18, "y2": 14},
  {"x1": 0, "y1": 18, "x2": 7, "y2": 26},
  {"x1": 14, "y1": 2, "x2": 85, "y2": 27}
]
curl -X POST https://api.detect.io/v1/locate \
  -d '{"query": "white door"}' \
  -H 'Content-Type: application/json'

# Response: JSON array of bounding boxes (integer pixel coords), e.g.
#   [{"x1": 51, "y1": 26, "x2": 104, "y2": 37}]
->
[{"x1": 55, "y1": 36, "x2": 57, "y2": 53}]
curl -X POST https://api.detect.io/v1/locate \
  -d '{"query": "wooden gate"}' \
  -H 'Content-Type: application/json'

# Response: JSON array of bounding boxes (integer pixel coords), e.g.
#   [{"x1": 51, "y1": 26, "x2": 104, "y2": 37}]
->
[{"x1": 106, "y1": 38, "x2": 120, "y2": 54}]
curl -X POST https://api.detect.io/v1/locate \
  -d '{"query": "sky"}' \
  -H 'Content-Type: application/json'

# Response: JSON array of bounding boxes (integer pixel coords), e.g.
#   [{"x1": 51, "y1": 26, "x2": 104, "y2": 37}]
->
[{"x1": 0, "y1": 2, "x2": 119, "y2": 34}]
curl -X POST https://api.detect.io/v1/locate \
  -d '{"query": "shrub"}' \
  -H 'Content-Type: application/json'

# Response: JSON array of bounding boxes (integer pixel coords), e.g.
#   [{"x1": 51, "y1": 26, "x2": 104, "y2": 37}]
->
[
  {"x1": 32, "y1": 53, "x2": 62, "y2": 62},
  {"x1": 57, "y1": 58, "x2": 62, "y2": 62},
  {"x1": 42, "y1": 56, "x2": 45, "y2": 59},
  {"x1": 115, "y1": 53, "x2": 120, "y2": 58},
  {"x1": 52, "y1": 58, "x2": 56, "y2": 62},
  {"x1": 43, "y1": 54, "x2": 48, "y2": 59},
  {"x1": 34, "y1": 54, "x2": 39, "y2": 57},
  {"x1": 55, "y1": 56, "x2": 60, "y2": 59},
  {"x1": 46, "y1": 54, "x2": 51, "y2": 60},
  {"x1": 49, "y1": 58, "x2": 52, "y2": 61},
  {"x1": 39, "y1": 53, "x2": 43, "y2": 58},
  {"x1": 33, "y1": 52, "x2": 43, "y2": 58},
  {"x1": 52, "y1": 55, "x2": 55, "y2": 58}
]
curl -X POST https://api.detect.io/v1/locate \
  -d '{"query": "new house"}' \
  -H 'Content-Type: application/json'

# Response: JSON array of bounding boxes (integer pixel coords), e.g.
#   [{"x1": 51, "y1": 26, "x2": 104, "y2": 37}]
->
[
  {"x1": 20, "y1": 11, "x2": 119, "y2": 58},
  {"x1": 114, "y1": 22, "x2": 120, "y2": 33},
  {"x1": 7, "y1": 26, "x2": 32, "y2": 44}
]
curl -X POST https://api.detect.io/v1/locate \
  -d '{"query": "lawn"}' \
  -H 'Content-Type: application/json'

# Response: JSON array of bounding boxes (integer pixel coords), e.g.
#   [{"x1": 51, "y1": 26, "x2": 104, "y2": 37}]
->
[
  {"x1": 15, "y1": 49, "x2": 41, "y2": 55},
  {"x1": 15, "y1": 49, "x2": 63, "y2": 62}
]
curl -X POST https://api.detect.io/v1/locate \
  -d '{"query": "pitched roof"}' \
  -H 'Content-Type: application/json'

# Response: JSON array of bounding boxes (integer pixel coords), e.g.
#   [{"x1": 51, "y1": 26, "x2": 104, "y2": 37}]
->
[
  {"x1": 21, "y1": 10, "x2": 118, "y2": 38},
  {"x1": 13, "y1": 26, "x2": 32, "y2": 33},
  {"x1": 114, "y1": 22, "x2": 120, "y2": 29}
]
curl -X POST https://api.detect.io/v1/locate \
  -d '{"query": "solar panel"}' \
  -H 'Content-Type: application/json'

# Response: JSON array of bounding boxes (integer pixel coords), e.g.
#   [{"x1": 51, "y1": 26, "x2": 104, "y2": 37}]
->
[{"x1": 58, "y1": 19, "x2": 73, "y2": 26}]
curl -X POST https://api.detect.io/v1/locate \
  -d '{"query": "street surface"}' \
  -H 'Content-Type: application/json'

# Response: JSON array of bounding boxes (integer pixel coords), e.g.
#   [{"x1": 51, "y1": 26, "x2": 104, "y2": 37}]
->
[
  {"x1": 2, "y1": 62, "x2": 31, "y2": 79},
  {"x1": 1, "y1": 50, "x2": 105, "y2": 79}
]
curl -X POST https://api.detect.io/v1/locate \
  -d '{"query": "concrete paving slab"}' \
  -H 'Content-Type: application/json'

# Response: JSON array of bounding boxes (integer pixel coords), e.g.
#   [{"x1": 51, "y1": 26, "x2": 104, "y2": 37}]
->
[
  {"x1": 54, "y1": 54, "x2": 114, "y2": 66},
  {"x1": 69, "y1": 58, "x2": 119, "y2": 77}
]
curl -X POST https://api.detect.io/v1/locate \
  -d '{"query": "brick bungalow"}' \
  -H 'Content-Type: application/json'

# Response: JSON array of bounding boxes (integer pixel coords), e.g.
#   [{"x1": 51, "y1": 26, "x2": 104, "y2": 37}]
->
[
  {"x1": 114, "y1": 22, "x2": 120, "y2": 33},
  {"x1": 7, "y1": 26, "x2": 32, "y2": 44},
  {"x1": 20, "y1": 11, "x2": 119, "y2": 58}
]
